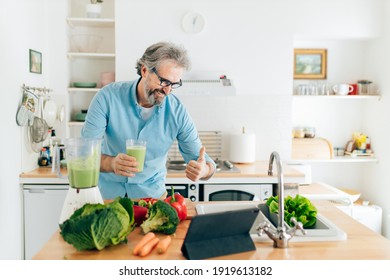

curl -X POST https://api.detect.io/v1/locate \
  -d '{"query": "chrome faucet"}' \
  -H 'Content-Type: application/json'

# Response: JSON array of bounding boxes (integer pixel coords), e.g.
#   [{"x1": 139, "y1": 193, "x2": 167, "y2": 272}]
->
[{"x1": 256, "y1": 151, "x2": 306, "y2": 248}]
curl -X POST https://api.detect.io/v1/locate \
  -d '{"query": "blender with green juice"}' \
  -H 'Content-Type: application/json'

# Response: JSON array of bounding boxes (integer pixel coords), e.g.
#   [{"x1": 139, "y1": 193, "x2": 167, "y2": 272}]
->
[{"x1": 54, "y1": 138, "x2": 104, "y2": 224}]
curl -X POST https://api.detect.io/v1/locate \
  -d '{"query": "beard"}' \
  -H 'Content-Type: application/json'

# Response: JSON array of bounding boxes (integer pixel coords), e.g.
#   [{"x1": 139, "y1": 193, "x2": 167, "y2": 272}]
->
[{"x1": 145, "y1": 87, "x2": 166, "y2": 106}]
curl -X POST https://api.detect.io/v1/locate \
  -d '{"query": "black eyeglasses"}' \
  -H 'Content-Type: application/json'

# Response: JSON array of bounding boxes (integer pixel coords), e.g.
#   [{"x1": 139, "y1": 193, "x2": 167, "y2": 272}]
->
[{"x1": 151, "y1": 67, "x2": 182, "y2": 89}]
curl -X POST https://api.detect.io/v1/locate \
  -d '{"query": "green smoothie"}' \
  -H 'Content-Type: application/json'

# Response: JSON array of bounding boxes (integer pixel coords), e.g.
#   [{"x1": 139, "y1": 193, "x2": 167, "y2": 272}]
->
[
  {"x1": 126, "y1": 146, "x2": 146, "y2": 172},
  {"x1": 68, "y1": 158, "x2": 100, "y2": 188},
  {"x1": 68, "y1": 167, "x2": 99, "y2": 188}
]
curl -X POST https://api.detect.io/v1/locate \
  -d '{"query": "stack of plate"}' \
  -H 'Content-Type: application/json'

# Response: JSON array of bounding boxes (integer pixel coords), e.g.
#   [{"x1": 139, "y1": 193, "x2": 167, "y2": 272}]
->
[
  {"x1": 73, "y1": 82, "x2": 97, "y2": 88},
  {"x1": 75, "y1": 110, "x2": 88, "y2": 122}
]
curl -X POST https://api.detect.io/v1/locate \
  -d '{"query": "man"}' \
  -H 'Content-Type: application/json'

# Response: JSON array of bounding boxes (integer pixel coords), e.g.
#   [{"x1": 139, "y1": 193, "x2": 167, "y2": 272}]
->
[{"x1": 81, "y1": 42, "x2": 215, "y2": 199}]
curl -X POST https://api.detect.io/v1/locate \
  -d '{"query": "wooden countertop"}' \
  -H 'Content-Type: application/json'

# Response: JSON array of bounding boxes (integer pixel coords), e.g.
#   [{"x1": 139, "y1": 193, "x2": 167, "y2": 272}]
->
[
  {"x1": 19, "y1": 161, "x2": 306, "y2": 186},
  {"x1": 167, "y1": 161, "x2": 304, "y2": 178},
  {"x1": 20, "y1": 167, "x2": 65, "y2": 178},
  {"x1": 19, "y1": 161, "x2": 304, "y2": 179},
  {"x1": 33, "y1": 200, "x2": 390, "y2": 260}
]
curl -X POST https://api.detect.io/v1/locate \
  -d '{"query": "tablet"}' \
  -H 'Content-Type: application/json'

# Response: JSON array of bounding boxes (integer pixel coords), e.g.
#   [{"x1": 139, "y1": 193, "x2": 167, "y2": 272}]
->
[{"x1": 181, "y1": 207, "x2": 259, "y2": 260}]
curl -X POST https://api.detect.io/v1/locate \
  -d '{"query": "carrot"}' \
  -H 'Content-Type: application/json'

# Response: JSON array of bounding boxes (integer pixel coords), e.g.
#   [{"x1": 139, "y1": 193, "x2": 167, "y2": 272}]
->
[
  {"x1": 132, "y1": 232, "x2": 156, "y2": 256},
  {"x1": 156, "y1": 235, "x2": 172, "y2": 254},
  {"x1": 138, "y1": 237, "x2": 160, "y2": 257}
]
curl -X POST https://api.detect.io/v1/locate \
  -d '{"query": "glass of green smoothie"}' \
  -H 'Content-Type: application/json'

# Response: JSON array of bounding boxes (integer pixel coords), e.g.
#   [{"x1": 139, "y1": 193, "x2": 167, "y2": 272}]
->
[{"x1": 126, "y1": 139, "x2": 146, "y2": 172}]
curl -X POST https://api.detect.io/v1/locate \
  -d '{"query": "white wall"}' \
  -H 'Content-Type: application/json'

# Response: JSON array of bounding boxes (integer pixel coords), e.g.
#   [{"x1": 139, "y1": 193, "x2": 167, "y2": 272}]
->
[
  {"x1": 0, "y1": 0, "x2": 50, "y2": 259},
  {"x1": 178, "y1": 95, "x2": 293, "y2": 159},
  {"x1": 115, "y1": 0, "x2": 296, "y2": 160},
  {"x1": 0, "y1": 0, "x2": 68, "y2": 260},
  {"x1": 115, "y1": 0, "x2": 382, "y2": 160},
  {"x1": 116, "y1": 0, "x2": 295, "y2": 96},
  {"x1": 364, "y1": 1, "x2": 390, "y2": 238}
]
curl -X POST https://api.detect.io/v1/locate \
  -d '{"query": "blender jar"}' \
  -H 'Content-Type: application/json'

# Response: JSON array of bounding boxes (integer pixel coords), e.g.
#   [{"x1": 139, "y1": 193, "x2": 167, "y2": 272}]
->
[
  {"x1": 57, "y1": 138, "x2": 104, "y2": 224},
  {"x1": 66, "y1": 138, "x2": 101, "y2": 189}
]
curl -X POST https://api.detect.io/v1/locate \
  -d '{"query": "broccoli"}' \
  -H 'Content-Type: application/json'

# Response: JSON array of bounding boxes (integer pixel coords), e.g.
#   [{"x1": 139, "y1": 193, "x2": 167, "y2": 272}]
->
[{"x1": 140, "y1": 200, "x2": 179, "y2": 235}]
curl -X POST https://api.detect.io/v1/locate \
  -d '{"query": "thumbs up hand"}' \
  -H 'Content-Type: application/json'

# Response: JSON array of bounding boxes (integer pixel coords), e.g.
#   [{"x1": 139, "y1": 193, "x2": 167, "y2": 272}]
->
[
  {"x1": 185, "y1": 146, "x2": 213, "y2": 181},
  {"x1": 197, "y1": 146, "x2": 206, "y2": 164}
]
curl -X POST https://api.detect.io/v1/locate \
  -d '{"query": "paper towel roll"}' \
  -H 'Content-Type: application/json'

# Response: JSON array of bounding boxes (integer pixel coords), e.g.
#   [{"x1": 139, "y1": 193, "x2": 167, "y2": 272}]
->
[{"x1": 229, "y1": 133, "x2": 256, "y2": 163}]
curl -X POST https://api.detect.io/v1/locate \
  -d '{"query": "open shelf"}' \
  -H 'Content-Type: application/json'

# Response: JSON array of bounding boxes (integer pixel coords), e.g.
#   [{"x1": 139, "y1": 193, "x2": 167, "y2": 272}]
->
[
  {"x1": 68, "y1": 122, "x2": 85, "y2": 127},
  {"x1": 68, "y1": 87, "x2": 100, "y2": 92},
  {"x1": 67, "y1": 17, "x2": 115, "y2": 28},
  {"x1": 288, "y1": 156, "x2": 378, "y2": 164},
  {"x1": 67, "y1": 52, "x2": 115, "y2": 59},
  {"x1": 293, "y1": 94, "x2": 381, "y2": 100}
]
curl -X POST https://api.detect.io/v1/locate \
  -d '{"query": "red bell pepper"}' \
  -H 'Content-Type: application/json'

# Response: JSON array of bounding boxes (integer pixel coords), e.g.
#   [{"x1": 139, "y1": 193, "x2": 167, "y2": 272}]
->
[
  {"x1": 138, "y1": 197, "x2": 159, "y2": 209},
  {"x1": 133, "y1": 205, "x2": 148, "y2": 226},
  {"x1": 164, "y1": 186, "x2": 188, "y2": 221}
]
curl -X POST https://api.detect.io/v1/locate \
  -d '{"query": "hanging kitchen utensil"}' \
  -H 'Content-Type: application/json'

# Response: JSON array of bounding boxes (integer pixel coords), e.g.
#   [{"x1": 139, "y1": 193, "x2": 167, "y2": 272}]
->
[
  {"x1": 16, "y1": 89, "x2": 37, "y2": 127},
  {"x1": 43, "y1": 95, "x2": 58, "y2": 127},
  {"x1": 58, "y1": 105, "x2": 65, "y2": 123},
  {"x1": 30, "y1": 95, "x2": 49, "y2": 143},
  {"x1": 27, "y1": 124, "x2": 43, "y2": 153}
]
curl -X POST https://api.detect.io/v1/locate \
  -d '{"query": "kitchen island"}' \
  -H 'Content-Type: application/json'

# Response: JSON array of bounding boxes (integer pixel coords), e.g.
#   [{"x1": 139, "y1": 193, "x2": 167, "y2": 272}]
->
[
  {"x1": 33, "y1": 200, "x2": 390, "y2": 260},
  {"x1": 21, "y1": 164, "x2": 390, "y2": 260},
  {"x1": 19, "y1": 161, "x2": 306, "y2": 259}
]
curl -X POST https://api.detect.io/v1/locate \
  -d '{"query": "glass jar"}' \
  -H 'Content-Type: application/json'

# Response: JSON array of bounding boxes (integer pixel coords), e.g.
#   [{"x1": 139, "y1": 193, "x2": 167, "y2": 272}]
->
[
  {"x1": 357, "y1": 80, "x2": 372, "y2": 95},
  {"x1": 304, "y1": 127, "x2": 316, "y2": 138},
  {"x1": 38, "y1": 148, "x2": 49, "y2": 166},
  {"x1": 293, "y1": 127, "x2": 305, "y2": 138}
]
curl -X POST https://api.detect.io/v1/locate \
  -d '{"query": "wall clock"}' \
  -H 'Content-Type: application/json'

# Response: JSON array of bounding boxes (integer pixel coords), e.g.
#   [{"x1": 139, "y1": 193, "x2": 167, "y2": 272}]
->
[{"x1": 181, "y1": 12, "x2": 206, "y2": 34}]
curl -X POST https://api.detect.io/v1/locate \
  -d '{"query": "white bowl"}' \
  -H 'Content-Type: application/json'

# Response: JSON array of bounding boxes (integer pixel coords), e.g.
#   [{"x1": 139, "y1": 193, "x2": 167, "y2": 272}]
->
[{"x1": 70, "y1": 34, "x2": 102, "y2": 53}]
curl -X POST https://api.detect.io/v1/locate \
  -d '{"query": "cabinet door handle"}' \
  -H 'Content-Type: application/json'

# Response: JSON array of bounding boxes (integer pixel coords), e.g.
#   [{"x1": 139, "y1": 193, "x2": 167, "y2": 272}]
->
[{"x1": 28, "y1": 189, "x2": 46, "y2": 194}]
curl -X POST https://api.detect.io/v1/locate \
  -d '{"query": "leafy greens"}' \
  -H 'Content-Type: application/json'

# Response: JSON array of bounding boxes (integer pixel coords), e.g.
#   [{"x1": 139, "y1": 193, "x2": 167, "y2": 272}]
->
[
  {"x1": 266, "y1": 195, "x2": 318, "y2": 228},
  {"x1": 59, "y1": 197, "x2": 135, "y2": 250}
]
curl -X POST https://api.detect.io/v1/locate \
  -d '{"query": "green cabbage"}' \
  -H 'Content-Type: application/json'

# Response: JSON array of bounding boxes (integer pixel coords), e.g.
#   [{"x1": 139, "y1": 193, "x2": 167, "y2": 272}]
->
[
  {"x1": 59, "y1": 197, "x2": 135, "y2": 250},
  {"x1": 266, "y1": 194, "x2": 318, "y2": 228}
]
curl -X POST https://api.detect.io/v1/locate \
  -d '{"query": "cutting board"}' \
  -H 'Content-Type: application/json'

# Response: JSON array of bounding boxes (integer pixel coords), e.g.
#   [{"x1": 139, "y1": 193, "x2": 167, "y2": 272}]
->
[{"x1": 185, "y1": 199, "x2": 197, "y2": 219}]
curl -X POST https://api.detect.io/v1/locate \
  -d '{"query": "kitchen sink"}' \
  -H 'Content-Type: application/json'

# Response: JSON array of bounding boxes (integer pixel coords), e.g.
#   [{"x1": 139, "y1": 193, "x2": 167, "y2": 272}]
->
[{"x1": 195, "y1": 202, "x2": 347, "y2": 242}]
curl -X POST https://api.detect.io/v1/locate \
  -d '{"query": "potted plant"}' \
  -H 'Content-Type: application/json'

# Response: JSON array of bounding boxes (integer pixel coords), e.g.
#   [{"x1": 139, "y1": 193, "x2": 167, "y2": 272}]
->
[{"x1": 86, "y1": 0, "x2": 103, "y2": 18}]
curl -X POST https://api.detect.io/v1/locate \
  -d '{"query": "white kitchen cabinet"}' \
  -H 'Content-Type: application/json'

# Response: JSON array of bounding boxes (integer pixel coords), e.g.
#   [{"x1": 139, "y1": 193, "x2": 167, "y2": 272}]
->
[
  {"x1": 23, "y1": 185, "x2": 68, "y2": 259},
  {"x1": 337, "y1": 204, "x2": 382, "y2": 234},
  {"x1": 66, "y1": 0, "x2": 115, "y2": 138}
]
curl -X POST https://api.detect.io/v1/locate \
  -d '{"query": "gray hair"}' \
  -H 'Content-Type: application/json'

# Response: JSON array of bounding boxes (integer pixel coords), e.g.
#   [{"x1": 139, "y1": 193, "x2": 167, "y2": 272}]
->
[{"x1": 136, "y1": 42, "x2": 191, "y2": 76}]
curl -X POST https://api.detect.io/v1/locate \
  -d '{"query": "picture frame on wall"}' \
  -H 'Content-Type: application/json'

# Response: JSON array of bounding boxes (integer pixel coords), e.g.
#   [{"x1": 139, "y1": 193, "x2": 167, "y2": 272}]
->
[
  {"x1": 29, "y1": 49, "x2": 42, "y2": 74},
  {"x1": 294, "y1": 49, "x2": 327, "y2": 79}
]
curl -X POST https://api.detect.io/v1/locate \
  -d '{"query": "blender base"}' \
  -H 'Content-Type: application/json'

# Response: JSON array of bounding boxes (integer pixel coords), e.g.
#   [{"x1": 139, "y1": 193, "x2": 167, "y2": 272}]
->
[{"x1": 59, "y1": 186, "x2": 104, "y2": 224}]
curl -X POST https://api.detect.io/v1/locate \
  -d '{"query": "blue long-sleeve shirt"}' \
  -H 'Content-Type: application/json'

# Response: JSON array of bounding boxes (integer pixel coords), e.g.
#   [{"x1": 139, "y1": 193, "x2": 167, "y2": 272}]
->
[{"x1": 81, "y1": 79, "x2": 214, "y2": 199}]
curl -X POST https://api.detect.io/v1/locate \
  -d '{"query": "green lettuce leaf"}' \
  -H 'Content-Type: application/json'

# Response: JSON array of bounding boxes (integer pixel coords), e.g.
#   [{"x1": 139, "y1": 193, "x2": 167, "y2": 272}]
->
[
  {"x1": 266, "y1": 194, "x2": 318, "y2": 228},
  {"x1": 59, "y1": 197, "x2": 135, "y2": 251}
]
